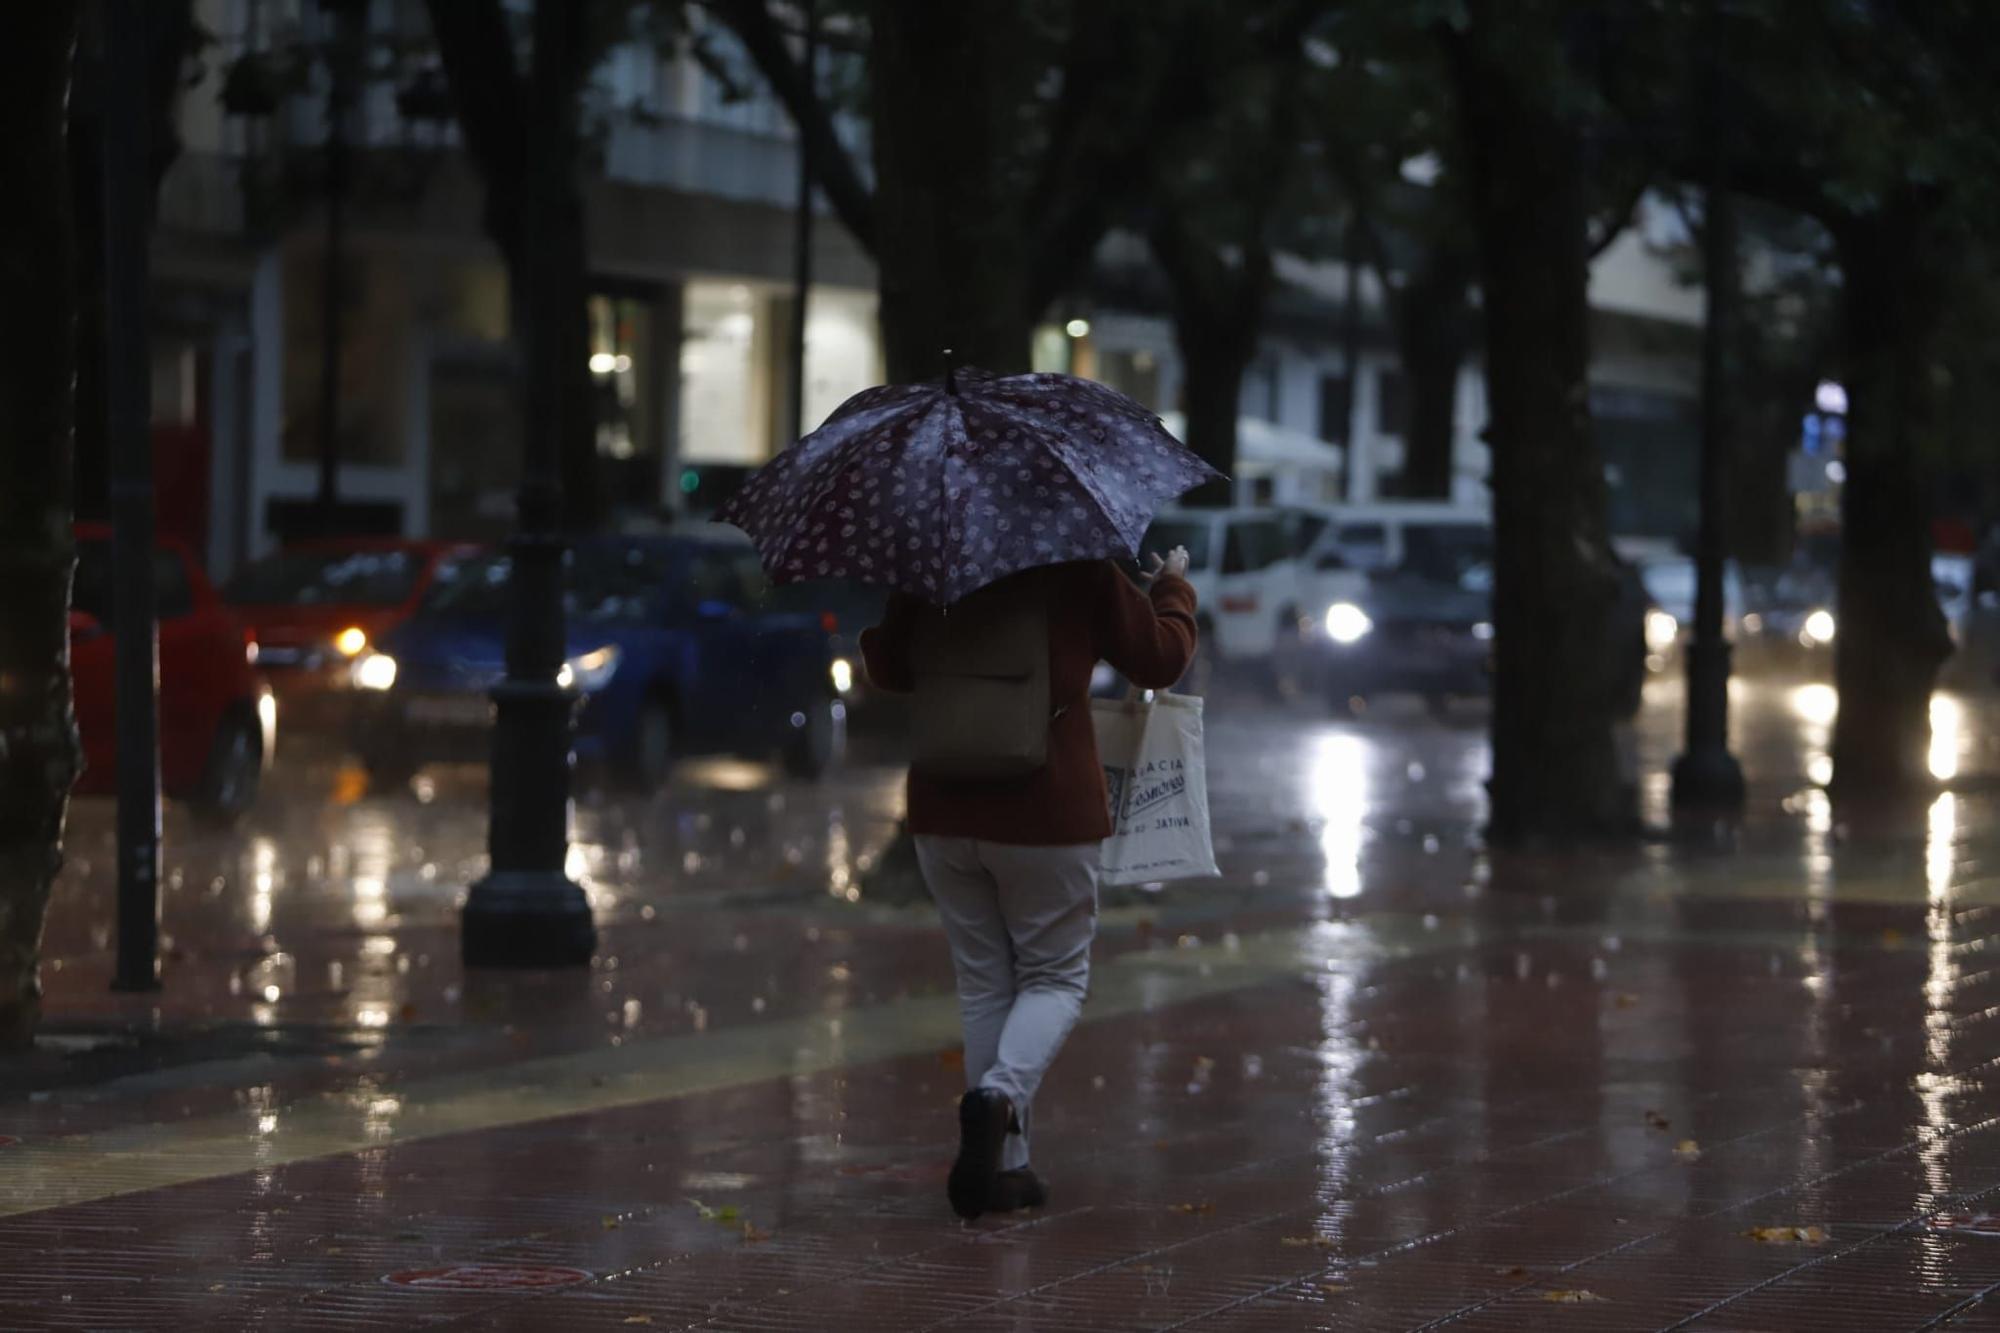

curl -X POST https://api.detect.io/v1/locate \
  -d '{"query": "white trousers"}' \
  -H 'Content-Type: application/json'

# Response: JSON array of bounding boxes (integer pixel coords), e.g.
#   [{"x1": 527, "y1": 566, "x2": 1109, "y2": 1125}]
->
[{"x1": 914, "y1": 835, "x2": 1101, "y2": 1171}]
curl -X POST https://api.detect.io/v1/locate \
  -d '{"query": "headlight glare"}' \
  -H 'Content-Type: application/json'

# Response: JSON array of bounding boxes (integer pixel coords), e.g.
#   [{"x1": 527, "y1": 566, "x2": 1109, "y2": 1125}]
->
[
  {"x1": 1325, "y1": 602, "x2": 1373, "y2": 644},
  {"x1": 352, "y1": 651, "x2": 398, "y2": 691}
]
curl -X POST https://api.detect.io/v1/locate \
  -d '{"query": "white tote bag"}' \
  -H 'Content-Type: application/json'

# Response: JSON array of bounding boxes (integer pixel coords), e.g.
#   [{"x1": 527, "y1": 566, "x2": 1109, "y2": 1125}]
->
[{"x1": 1092, "y1": 691, "x2": 1220, "y2": 887}]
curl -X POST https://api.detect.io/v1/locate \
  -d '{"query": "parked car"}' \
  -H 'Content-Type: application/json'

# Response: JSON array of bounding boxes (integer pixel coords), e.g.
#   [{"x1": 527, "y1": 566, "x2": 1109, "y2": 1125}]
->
[
  {"x1": 1312, "y1": 556, "x2": 1649, "y2": 718},
  {"x1": 1313, "y1": 569, "x2": 1494, "y2": 715},
  {"x1": 348, "y1": 531, "x2": 847, "y2": 788},
  {"x1": 761, "y1": 578, "x2": 888, "y2": 717},
  {"x1": 1292, "y1": 503, "x2": 1492, "y2": 622},
  {"x1": 222, "y1": 538, "x2": 473, "y2": 729},
  {"x1": 1629, "y1": 551, "x2": 1748, "y2": 669},
  {"x1": 1138, "y1": 507, "x2": 1308, "y2": 690},
  {"x1": 70, "y1": 524, "x2": 274, "y2": 821}
]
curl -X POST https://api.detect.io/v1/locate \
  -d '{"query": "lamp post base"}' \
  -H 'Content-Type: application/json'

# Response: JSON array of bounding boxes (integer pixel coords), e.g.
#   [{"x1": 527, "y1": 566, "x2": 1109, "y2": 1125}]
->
[
  {"x1": 1670, "y1": 747, "x2": 1747, "y2": 812},
  {"x1": 461, "y1": 871, "x2": 596, "y2": 968}
]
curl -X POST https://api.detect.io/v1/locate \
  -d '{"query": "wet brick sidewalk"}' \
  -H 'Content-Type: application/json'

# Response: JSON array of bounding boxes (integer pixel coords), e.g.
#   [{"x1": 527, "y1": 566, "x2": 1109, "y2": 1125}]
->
[{"x1": 7, "y1": 681, "x2": 2000, "y2": 1328}]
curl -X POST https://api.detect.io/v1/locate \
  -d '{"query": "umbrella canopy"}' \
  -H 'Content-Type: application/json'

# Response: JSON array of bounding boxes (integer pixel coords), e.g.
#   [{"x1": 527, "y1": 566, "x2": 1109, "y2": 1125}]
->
[{"x1": 718, "y1": 368, "x2": 1221, "y2": 603}]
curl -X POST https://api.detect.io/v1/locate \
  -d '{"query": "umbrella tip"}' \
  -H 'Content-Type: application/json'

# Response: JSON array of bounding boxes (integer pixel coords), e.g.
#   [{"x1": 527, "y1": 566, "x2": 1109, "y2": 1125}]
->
[{"x1": 942, "y1": 348, "x2": 958, "y2": 395}]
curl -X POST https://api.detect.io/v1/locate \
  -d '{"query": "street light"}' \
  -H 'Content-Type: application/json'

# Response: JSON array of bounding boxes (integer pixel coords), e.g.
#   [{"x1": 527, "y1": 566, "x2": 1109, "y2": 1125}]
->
[{"x1": 459, "y1": 0, "x2": 594, "y2": 968}]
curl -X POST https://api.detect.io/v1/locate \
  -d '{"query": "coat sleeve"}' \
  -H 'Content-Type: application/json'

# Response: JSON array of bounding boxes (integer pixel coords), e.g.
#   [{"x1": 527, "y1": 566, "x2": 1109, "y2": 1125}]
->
[
  {"x1": 1093, "y1": 561, "x2": 1199, "y2": 689},
  {"x1": 859, "y1": 593, "x2": 919, "y2": 694}
]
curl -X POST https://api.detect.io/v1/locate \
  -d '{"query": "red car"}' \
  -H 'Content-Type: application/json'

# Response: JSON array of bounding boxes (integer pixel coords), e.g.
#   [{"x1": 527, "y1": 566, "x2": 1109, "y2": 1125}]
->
[
  {"x1": 220, "y1": 538, "x2": 473, "y2": 729},
  {"x1": 70, "y1": 524, "x2": 274, "y2": 822}
]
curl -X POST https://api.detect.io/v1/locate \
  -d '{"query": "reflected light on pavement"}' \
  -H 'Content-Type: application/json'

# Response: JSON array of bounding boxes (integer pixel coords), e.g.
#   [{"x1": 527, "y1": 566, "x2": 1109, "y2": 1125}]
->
[
  {"x1": 1309, "y1": 732, "x2": 1370, "y2": 899},
  {"x1": 1790, "y1": 682, "x2": 1838, "y2": 728},
  {"x1": 249, "y1": 836, "x2": 278, "y2": 934},
  {"x1": 1930, "y1": 694, "x2": 1963, "y2": 781},
  {"x1": 827, "y1": 811, "x2": 857, "y2": 901},
  {"x1": 1921, "y1": 790, "x2": 1961, "y2": 1239}
]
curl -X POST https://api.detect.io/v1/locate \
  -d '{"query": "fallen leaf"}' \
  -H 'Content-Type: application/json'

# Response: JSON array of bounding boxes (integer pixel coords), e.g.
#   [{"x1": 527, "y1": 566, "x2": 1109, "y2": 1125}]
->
[
  {"x1": 1674, "y1": 1139, "x2": 1702, "y2": 1161},
  {"x1": 601, "y1": 1215, "x2": 623, "y2": 1230},
  {"x1": 1614, "y1": 992, "x2": 1640, "y2": 1009},
  {"x1": 622, "y1": 1318, "x2": 655, "y2": 1326},
  {"x1": 937, "y1": 1047, "x2": 965, "y2": 1071},
  {"x1": 1169, "y1": 1202, "x2": 1215, "y2": 1215},
  {"x1": 208, "y1": 1283, "x2": 226, "y2": 1293},
  {"x1": 322, "y1": 1246, "x2": 344, "y2": 1255},
  {"x1": 1540, "y1": 1288, "x2": 1607, "y2": 1304},
  {"x1": 1643, "y1": 1109, "x2": 1671, "y2": 1131},
  {"x1": 1318, "y1": 1282, "x2": 1350, "y2": 1295},
  {"x1": 1152, "y1": 1138, "x2": 1172, "y2": 1151},
  {"x1": 1281, "y1": 1235, "x2": 1337, "y2": 1250},
  {"x1": 1881, "y1": 927, "x2": 1905, "y2": 946},
  {"x1": 1742, "y1": 1224, "x2": 1827, "y2": 1245},
  {"x1": 715, "y1": 1205, "x2": 741, "y2": 1224},
  {"x1": 740, "y1": 1221, "x2": 772, "y2": 1243},
  {"x1": 398, "y1": 1002, "x2": 417, "y2": 1023}
]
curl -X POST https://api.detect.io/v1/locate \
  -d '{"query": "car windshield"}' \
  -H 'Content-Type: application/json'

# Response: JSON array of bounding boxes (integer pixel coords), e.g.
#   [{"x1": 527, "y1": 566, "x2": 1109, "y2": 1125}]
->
[
  {"x1": 1141, "y1": 520, "x2": 1213, "y2": 570},
  {"x1": 422, "y1": 546, "x2": 668, "y2": 623},
  {"x1": 222, "y1": 548, "x2": 422, "y2": 608},
  {"x1": 1400, "y1": 523, "x2": 1493, "y2": 583}
]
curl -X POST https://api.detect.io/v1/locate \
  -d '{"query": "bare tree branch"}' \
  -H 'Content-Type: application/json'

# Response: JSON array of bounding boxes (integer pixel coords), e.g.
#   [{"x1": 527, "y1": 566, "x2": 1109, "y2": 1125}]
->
[
  {"x1": 423, "y1": 0, "x2": 529, "y2": 261},
  {"x1": 705, "y1": 0, "x2": 877, "y2": 254}
]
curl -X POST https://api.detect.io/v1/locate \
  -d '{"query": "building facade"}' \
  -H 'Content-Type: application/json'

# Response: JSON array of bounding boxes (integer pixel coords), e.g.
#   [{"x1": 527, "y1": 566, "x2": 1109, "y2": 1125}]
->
[{"x1": 151, "y1": 0, "x2": 1704, "y2": 578}]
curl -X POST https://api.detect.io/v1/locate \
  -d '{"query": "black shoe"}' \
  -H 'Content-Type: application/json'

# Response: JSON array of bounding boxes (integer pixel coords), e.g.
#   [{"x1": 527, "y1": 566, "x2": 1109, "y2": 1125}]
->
[
  {"x1": 988, "y1": 1167, "x2": 1048, "y2": 1213},
  {"x1": 947, "y1": 1088, "x2": 1013, "y2": 1220}
]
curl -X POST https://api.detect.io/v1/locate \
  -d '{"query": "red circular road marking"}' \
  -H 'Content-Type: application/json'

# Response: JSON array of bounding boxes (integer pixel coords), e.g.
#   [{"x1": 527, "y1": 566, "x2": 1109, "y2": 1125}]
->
[{"x1": 383, "y1": 1264, "x2": 592, "y2": 1291}]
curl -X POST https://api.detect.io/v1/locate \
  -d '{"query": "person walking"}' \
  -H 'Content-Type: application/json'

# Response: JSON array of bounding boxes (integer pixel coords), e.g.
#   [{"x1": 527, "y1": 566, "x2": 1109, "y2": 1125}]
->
[{"x1": 861, "y1": 548, "x2": 1197, "y2": 1220}]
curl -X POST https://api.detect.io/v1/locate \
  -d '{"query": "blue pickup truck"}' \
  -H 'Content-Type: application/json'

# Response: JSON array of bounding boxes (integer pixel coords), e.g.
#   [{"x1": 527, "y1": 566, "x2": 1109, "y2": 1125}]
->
[{"x1": 348, "y1": 531, "x2": 848, "y2": 789}]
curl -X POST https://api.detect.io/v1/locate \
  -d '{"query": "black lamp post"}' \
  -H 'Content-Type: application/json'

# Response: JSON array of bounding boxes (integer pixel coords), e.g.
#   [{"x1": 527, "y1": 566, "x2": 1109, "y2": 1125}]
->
[
  {"x1": 1671, "y1": 0, "x2": 1746, "y2": 812},
  {"x1": 460, "y1": 0, "x2": 594, "y2": 968},
  {"x1": 103, "y1": 0, "x2": 161, "y2": 993}
]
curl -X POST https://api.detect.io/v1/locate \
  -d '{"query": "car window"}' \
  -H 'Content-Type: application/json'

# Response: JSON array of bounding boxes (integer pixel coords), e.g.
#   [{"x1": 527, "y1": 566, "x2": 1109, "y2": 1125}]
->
[
  {"x1": 1222, "y1": 519, "x2": 1288, "y2": 575},
  {"x1": 1334, "y1": 522, "x2": 1390, "y2": 571},
  {"x1": 222, "y1": 549, "x2": 420, "y2": 608},
  {"x1": 423, "y1": 545, "x2": 666, "y2": 623},
  {"x1": 1140, "y1": 519, "x2": 1213, "y2": 571},
  {"x1": 73, "y1": 541, "x2": 195, "y2": 625},
  {"x1": 1401, "y1": 523, "x2": 1493, "y2": 583},
  {"x1": 1283, "y1": 512, "x2": 1330, "y2": 557},
  {"x1": 686, "y1": 550, "x2": 760, "y2": 608}
]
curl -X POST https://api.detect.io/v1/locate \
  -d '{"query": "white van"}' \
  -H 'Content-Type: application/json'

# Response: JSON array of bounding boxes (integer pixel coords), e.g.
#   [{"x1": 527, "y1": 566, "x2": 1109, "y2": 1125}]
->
[
  {"x1": 1139, "y1": 508, "x2": 1307, "y2": 677},
  {"x1": 1289, "y1": 503, "x2": 1493, "y2": 618}
]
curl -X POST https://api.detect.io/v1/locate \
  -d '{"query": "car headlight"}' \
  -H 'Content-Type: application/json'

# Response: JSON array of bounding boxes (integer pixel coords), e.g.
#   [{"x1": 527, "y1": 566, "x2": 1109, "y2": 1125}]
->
[
  {"x1": 830, "y1": 657, "x2": 854, "y2": 695},
  {"x1": 557, "y1": 645, "x2": 621, "y2": 692},
  {"x1": 1801, "y1": 608, "x2": 1836, "y2": 646},
  {"x1": 1325, "y1": 602, "x2": 1373, "y2": 644},
  {"x1": 1644, "y1": 608, "x2": 1680, "y2": 653},
  {"x1": 333, "y1": 625, "x2": 369, "y2": 657},
  {"x1": 352, "y1": 651, "x2": 398, "y2": 691}
]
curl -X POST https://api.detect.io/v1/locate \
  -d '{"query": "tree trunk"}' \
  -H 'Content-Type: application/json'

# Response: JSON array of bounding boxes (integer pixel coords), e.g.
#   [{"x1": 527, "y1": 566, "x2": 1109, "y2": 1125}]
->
[
  {"x1": 1452, "y1": 7, "x2": 1631, "y2": 843},
  {"x1": 426, "y1": 0, "x2": 599, "y2": 532},
  {"x1": 1828, "y1": 206, "x2": 1953, "y2": 806},
  {"x1": 1175, "y1": 323, "x2": 1255, "y2": 508},
  {"x1": 1393, "y1": 250, "x2": 1478, "y2": 500},
  {"x1": 868, "y1": 0, "x2": 1035, "y2": 381},
  {"x1": 0, "y1": 2, "x2": 82, "y2": 1050}
]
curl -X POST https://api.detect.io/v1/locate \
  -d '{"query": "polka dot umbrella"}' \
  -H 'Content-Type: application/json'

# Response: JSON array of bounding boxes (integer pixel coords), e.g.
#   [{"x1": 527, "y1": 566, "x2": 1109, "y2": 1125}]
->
[{"x1": 718, "y1": 367, "x2": 1222, "y2": 604}]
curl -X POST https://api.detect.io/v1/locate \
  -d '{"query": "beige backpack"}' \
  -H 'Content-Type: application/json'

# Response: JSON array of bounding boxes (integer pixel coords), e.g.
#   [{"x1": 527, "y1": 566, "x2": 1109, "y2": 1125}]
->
[{"x1": 908, "y1": 573, "x2": 1054, "y2": 780}]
